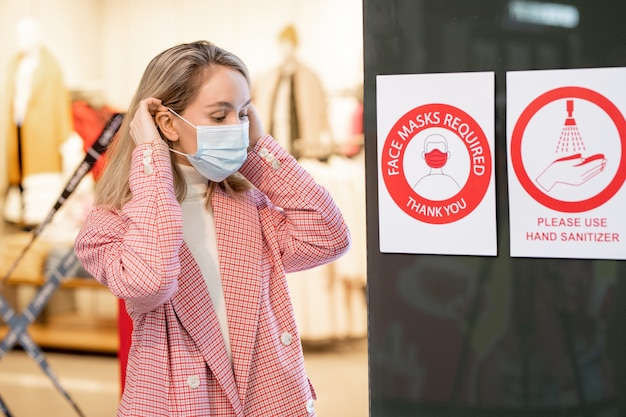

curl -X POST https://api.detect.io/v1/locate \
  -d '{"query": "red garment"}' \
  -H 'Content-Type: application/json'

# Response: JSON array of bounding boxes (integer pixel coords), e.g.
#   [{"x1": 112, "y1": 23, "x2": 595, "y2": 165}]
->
[
  {"x1": 117, "y1": 299, "x2": 132, "y2": 394},
  {"x1": 71, "y1": 100, "x2": 116, "y2": 180},
  {"x1": 75, "y1": 135, "x2": 350, "y2": 416}
]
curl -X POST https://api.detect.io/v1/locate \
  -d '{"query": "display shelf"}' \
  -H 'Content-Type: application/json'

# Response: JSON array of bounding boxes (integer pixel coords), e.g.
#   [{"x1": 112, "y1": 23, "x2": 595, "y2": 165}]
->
[
  {"x1": 1, "y1": 276, "x2": 119, "y2": 354},
  {"x1": 5, "y1": 275, "x2": 105, "y2": 288},
  {"x1": 0, "y1": 226, "x2": 117, "y2": 353},
  {"x1": 0, "y1": 313, "x2": 118, "y2": 354}
]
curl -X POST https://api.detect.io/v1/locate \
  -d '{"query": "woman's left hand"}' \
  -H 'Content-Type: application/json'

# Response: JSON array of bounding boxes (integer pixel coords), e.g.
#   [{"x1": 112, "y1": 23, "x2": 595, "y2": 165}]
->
[{"x1": 247, "y1": 104, "x2": 265, "y2": 152}]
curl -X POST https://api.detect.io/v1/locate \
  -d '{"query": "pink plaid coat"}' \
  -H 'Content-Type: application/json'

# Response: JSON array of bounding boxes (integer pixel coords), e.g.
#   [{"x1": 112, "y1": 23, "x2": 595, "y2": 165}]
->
[{"x1": 75, "y1": 135, "x2": 351, "y2": 416}]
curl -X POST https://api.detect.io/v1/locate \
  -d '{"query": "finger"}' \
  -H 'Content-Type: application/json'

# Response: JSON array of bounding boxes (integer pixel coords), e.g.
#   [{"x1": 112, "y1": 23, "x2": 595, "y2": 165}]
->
[
  {"x1": 154, "y1": 105, "x2": 170, "y2": 117},
  {"x1": 581, "y1": 160, "x2": 603, "y2": 174},
  {"x1": 581, "y1": 164, "x2": 604, "y2": 181},
  {"x1": 140, "y1": 97, "x2": 163, "y2": 115},
  {"x1": 148, "y1": 99, "x2": 164, "y2": 113}
]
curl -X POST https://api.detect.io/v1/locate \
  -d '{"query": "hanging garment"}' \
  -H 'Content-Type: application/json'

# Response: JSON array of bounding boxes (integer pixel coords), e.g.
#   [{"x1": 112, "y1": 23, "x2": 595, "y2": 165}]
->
[
  {"x1": 5, "y1": 47, "x2": 73, "y2": 186},
  {"x1": 253, "y1": 61, "x2": 334, "y2": 160}
]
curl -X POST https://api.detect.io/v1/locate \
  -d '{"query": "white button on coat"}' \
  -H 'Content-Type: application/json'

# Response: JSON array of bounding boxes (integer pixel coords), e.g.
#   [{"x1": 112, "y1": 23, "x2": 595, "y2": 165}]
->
[
  {"x1": 259, "y1": 147, "x2": 282, "y2": 170},
  {"x1": 142, "y1": 149, "x2": 154, "y2": 175},
  {"x1": 271, "y1": 158, "x2": 282, "y2": 170},
  {"x1": 306, "y1": 398, "x2": 315, "y2": 413},
  {"x1": 280, "y1": 332, "x2": 293, "y2": 346},
  {"x1": 187, "y1": 375, "x2": 200, "y2": 389}
]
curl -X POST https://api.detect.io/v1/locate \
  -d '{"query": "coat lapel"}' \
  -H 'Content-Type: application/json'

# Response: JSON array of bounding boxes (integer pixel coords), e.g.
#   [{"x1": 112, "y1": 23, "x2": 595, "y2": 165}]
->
[
  {"x1": 213, "y1": 189, "x2": 263, "y2": 406},
  {"x1": 171, "y1": 244, "x2": 242, "y2": 414}
]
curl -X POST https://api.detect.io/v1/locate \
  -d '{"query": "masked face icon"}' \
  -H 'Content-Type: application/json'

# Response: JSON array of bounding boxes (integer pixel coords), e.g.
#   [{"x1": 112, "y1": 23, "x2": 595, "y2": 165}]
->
[{"x1": 422, "y1": 134, "x2": 450, "y2": 169}]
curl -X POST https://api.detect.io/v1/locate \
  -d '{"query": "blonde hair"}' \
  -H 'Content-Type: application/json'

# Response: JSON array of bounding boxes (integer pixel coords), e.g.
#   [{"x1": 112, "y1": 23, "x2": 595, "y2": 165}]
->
[{"x1": 95, "y1": 41, "x2": 253, "y2": 209}]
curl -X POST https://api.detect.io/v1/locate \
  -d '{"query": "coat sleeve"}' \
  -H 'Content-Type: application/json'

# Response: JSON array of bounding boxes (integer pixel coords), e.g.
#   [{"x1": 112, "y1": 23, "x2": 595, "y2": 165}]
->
[
  {"x1": 238, "y1": 134, "x2": 351, "y2": 273},
  {"x1": 74, "y1": 138, "x2": 183, "y2": 315}
]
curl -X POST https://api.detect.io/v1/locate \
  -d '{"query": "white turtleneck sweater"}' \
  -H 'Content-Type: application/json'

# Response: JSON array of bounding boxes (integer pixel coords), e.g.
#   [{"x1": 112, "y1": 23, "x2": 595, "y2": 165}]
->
[{"x1": 178, "y1": 164, "x2": 232, "y2": 363}]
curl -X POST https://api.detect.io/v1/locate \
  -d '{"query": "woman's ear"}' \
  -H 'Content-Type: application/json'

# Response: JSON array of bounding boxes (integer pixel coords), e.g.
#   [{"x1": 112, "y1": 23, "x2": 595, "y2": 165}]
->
[{"x1": 155, "y1": 111, "x2": 179, "y2": 142}]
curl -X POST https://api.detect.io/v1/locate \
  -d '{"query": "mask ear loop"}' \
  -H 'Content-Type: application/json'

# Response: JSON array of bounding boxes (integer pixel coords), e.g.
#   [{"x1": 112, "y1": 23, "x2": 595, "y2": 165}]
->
[
  {"x1": 169, "y1": 148, "x2": 188, "y2": 157},
  {"x1": 167, "y1": 107, "x2": 197, "y2": 129},
  {"x1": 165, "y1": 107, "x2": 195, "y2": 157}
]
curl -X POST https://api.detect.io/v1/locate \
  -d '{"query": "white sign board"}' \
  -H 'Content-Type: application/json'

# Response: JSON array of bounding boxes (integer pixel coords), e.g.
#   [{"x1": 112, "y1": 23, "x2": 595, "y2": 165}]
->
[
  {"x1": 507, "y1": 67, "x2": 626, "y2": 260},
  {"x1": 377, "y1": 72, "x2": 497, "y2": 256}
]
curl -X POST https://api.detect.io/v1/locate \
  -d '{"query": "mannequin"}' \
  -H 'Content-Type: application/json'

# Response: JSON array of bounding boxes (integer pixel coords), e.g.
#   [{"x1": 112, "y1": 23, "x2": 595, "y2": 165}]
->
[
  {"x1": 252, "y1": 24, "x2": 334, "y2": 160},
  {"x1": 4, "y1": 17, "x2": 73, "y2": 226},
  {"x1": 253, "y1": 26, "x2": 369, "y2": 343}
]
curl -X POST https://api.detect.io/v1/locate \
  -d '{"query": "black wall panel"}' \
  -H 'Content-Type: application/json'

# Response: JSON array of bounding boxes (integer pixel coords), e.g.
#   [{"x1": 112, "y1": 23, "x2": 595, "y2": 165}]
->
[{"x1": 363, "y1": 1, "x2": 626, "y2": 416}]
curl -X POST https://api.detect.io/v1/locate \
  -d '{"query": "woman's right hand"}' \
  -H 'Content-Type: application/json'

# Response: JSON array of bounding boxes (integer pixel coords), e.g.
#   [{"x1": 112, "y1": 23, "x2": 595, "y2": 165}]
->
[{"x1": 130, "y1": 97, "x2": 169, "y2": 145}]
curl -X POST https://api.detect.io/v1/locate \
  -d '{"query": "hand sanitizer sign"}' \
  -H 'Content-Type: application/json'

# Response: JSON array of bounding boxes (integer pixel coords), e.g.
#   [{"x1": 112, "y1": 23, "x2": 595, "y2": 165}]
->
[
  {"x1": 377, "y1": 72, "x2": 497, "y2": 256},
  {"x1": 507, "y1": 67, "x2": 626, "y2": 259}
]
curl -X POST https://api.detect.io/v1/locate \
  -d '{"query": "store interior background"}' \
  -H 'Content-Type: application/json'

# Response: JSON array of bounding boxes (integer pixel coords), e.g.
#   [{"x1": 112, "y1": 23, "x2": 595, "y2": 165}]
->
[
  {"x1": 0, "y1": 0, "x2": 368, "y2": 416},
  {"x1": 0, "y1": 0, "x2": 365, "y2": 190}
]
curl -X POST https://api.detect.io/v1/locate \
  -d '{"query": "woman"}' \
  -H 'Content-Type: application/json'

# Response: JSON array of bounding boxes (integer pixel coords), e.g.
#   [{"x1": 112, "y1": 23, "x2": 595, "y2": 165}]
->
[{"x1": 75, "y1": 40, "x2": 350, "y2": 416}]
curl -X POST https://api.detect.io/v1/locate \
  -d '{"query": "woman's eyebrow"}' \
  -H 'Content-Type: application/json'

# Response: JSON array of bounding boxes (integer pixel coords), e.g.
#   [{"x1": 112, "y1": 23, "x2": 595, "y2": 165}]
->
[{"x1": 206, "y1": 99, "x2": 252, "y2": 109}]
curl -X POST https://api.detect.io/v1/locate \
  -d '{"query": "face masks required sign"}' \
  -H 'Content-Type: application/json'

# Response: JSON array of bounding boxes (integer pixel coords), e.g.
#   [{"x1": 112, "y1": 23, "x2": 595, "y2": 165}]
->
[
  {"x1": 377, "y1": 72, "x2": 497, "y2": 256},
  {"x1": 507, "y1": 67, "x2": 626, "y2": 260}
]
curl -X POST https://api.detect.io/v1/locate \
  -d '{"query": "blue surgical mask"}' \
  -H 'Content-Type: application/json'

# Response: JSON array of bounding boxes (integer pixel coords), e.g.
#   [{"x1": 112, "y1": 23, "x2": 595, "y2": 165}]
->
[{"x1": 167, "y1": 107, "x2": 249, "y2": 182}]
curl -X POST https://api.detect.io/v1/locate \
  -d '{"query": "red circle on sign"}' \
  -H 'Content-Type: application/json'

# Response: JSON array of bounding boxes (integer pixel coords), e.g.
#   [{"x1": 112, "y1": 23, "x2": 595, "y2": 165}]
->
[
  {"x1": 511, "y1": 86, "x2": 626, "y2": 212},
  {"x1": 381, "y1": 103, "x2": 492, "y2": 224}
]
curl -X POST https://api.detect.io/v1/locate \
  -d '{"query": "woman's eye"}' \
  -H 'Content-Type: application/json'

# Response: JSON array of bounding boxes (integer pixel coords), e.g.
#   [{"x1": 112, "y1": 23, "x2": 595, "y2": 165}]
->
[
  {"x1": 212, "y1": 116, "x2": 226, "y2": 122},
  {"x1": 239, "y1": 113, "x2": 249, "y2": 120}
]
